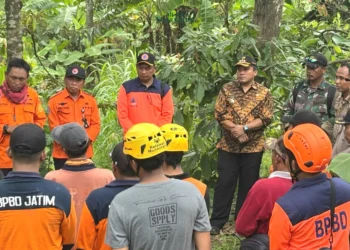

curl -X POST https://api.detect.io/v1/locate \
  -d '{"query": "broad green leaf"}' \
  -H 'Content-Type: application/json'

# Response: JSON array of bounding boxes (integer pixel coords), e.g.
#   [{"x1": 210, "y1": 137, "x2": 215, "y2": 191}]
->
[
  {"x1": 332, "y1": 35, "x2": 350, "y2": 46},
  {"x1": 63, "y1": 51, "x2": 85, "y2": 65},
  {"x1": 200, "y1": 154, "x2": 211, "y2": 180},
  {"x1": 173, "y1": 107, "x2": 184, "y2": 124},
  {"x1": 328, "y1": 153, "x2": 350, "y2": 183},
  {"x1": 195, "y1": 82, "x2": 205, "y2": 103},
  {"x1": 193, "y1": 136, "x2": 207, "y2": 152}
]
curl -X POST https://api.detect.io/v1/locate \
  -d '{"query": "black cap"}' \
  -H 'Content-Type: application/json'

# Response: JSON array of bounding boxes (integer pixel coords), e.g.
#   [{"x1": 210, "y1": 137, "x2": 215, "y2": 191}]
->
[
  {"x1": 10, "y1": 123, "x2": 46, "y2": 155},
  {"x1": 289, "y1": 109, "x2": 322, "y2": 127},
  {"x1": 304, "y1": 53, "x2": 328, "y2": 68},
  {"x1": 65, "y1": 65, "x2": 86, "y2": 79},
  {"x1": 136, "y1": 53, "x2": 155, "y2": 66},
  {"x1": 336, "y1": 109, "x2": 350, "y2": 125},
  {"x1": 110, "y1": 142, "x2": 129, "y2": 170},
  {"x1": 235, "y1": 56, "x2": 257, "y2": 68}
]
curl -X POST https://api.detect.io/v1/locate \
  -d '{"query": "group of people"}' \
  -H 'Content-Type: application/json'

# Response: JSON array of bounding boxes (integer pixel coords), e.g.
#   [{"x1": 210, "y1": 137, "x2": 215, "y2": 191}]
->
[
  {"x1": 211, "y1": 52, "x2": 350, "y2": 249},
  {"x1": 1, "y1": 51, "x2": 350, "y2": 250}
]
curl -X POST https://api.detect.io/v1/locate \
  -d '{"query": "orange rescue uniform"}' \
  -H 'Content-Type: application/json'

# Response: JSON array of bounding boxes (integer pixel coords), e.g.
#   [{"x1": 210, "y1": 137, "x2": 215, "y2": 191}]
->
[
  {"x1": 0, "y1": 172, "x2": 77, "y2": 250},
  {"x1": 0, "y1": 87, "x2": 46, "y2": 169},
  {"x1": 48, "y1": 89, "x2": 100, "y2": 159},
  {"x1": 76, "y1": 180, "x2": 138, "y2": 250},
  {"x1": 117, "y1": 77, "x2": 174, "y2": 133},
  {"x1": 269, "y1": 174, "x2": 350, "y2": 250}
]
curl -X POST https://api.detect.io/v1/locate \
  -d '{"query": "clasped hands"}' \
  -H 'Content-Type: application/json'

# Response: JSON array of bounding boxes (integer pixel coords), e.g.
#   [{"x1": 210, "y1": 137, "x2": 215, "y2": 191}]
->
[{"x1": 222, "y1": 121, "x2": 248, "y2": 143}]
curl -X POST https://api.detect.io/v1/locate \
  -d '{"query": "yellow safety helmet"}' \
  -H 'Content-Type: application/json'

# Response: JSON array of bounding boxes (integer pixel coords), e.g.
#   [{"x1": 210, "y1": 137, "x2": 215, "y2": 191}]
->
[
  {"x1": 160, "y1": 123, "x2": 189, "y2": 152},
  {"x1": 123, "y1": 123, "x2": 167, "y2": 159}
]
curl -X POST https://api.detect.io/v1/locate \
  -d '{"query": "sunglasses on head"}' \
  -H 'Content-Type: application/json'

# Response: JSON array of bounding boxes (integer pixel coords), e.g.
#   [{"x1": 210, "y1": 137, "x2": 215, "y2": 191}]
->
[{"x1": 305, "y1": 57, "x2": 318, "y2": 63}]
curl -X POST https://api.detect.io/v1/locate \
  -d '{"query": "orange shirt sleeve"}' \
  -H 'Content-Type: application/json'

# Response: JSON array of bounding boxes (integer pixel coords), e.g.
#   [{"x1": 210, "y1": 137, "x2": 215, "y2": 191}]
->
[
  {"x1": 61, "y1": 197, "x2": 77, "y2": 248},
  {"x1": 86, "y1": 97, "x2": 100, "y2": 142},
  {"x1": 33, "y1": 92, "x2": 46, "y2": 128},
  {"x1": 117, "y1": 86, "x2": 134, "y2": 133},
  {"x1": 76, "y1": 202, "x2": 96, "y2": 250},
  {"x1": 48, "y1": 98, "x2": 60, "y2": 131},
  {"x1": 159, "y1": 88, "x2": 174, "y2": 126},
  {"x1": 269, "y1": 203, "x2": 292, "y2": 250}
]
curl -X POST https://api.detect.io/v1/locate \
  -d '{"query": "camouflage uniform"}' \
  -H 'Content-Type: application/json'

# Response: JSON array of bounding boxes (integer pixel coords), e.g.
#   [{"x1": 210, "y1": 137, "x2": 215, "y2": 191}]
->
[
  {"x1": 333, "y1": 91, "x2": 350, "y2": 140},
  {"x1": 281, "y1": 80, "x2": 336, "y2": 136}
]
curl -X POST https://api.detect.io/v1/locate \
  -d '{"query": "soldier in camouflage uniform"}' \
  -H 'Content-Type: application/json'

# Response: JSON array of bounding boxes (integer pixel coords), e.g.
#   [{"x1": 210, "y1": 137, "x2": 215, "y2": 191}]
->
[
  {"x1": 281, "y1": 53, "x2": 336, "y2": 137},
  {"x1": 333, "y1": 63, "x2": 350, "y2": 141},
  {"x1": 210, "y1": 56, "x2": 273, "y2": 235}
]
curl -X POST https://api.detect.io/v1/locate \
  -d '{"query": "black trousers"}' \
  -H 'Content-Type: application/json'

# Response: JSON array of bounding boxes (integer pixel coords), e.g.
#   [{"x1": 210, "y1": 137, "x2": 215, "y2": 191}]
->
[
  {"x1": 210, "y1": 149, "x2": 263, "y2": 228},
  {"x1": 240, "y1": 234, "x2": 269, "y2": 250},
  {"x1": 53, "y1": 158, "x2": 68, "y2": 170}
]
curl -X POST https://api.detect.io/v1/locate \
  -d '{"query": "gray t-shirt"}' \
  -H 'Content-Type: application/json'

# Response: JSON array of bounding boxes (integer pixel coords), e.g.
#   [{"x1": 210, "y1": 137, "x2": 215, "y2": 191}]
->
[{"x1": 105, "y1": 178, "x2": 211, "y2": 250}]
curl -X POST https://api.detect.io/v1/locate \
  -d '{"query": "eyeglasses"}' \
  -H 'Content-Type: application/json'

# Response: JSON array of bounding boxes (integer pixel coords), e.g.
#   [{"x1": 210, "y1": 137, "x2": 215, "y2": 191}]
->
[{"x1": 336, "y1": 76, "x2": 350, "y2": 82}]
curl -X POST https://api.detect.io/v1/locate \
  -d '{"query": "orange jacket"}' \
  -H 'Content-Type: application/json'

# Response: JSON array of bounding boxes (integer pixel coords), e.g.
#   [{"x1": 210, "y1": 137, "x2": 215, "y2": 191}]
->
[
  {"x1": 0, "y1": 172, "x2": 77, "y2": 250},
  {"x1": 76, "y1": 180, "x2": 138, "y2": 250},
  {"x1": 48, "y1": 89, "x2": 100, "y2": 158},
  {"x1": 0, "y1": 87, "x2": 46, "y2": 169},
  {"x1": 117, "y1": 77, "x2": 174, "y2": 133}
]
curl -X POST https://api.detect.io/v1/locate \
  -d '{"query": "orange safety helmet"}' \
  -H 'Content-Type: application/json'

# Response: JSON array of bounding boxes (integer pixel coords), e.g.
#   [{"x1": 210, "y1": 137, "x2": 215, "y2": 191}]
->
[{"x1": 283, "y1": 123, "x2": 332, "y2": 173}]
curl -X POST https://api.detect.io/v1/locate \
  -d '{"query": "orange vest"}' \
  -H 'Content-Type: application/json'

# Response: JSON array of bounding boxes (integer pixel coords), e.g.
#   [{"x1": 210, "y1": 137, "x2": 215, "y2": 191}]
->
[
  {"x1": 184, "y1": 177, "x2": 207, "y2": 196},
  {"x1": 48, "y1": 89, "x2": 100, "y2": 158},
  {"x1": 0, "y1": 87, "x2": 46, "y2": 168}
]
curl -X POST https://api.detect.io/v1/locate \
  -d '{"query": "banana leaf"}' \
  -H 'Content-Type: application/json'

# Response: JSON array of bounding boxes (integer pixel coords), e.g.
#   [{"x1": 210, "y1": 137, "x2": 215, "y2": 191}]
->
[{"x1": 328, "y1": 153, "x2": 350, "y2": 183}]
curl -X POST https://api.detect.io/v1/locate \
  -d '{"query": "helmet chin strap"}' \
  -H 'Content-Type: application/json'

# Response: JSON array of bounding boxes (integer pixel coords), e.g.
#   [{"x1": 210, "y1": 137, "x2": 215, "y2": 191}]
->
[{"x1": 290, "y1": 165, "x2": 302, "y2": 183}]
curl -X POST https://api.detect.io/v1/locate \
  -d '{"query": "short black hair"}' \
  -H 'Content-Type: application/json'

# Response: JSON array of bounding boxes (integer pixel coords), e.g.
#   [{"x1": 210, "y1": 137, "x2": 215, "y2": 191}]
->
[
  {"x1": 12, "y1": 151, "x2": 43, "y2": 164},
  {"x1": 131, "y1": 152, "x2": 165, "y2": 173},
  {"x1": 6, "y1": 58, "x2": 31, "y2": 76},
  {"x1": 164, "y1": 152, "x2": 184, "y2": 169},
  {"x1": 65, "y1": 145, "x2": 88, "y2": 159}
]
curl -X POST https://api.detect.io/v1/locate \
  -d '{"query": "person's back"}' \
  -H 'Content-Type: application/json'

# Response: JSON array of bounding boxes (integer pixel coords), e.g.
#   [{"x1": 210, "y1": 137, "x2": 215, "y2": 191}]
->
[
  {"x1": 269, "y1": 123, "x2": 350, "y2": 250},
  {"x1": 45, "y1": 160, "x2": 114, "y2": 221},
  {"x1": 105, "y1": 123, "x2": 211, "y2": 250},
  {"x1": 160, "y1": 123, "x2": 210, "y2": 211},
  {"x1": 271, "y1": 175, "x2": 350, "y2": 250},
  {"x1": 0, "y1": 123, "x2": 76, "y2": 250},
  {"x1": 45, "y1": 123, "x2": 114, "y2": 225},
  {"x1": 0, "y1": 174, "x2": 76, "y2": 250},
  {"x1": 107, "y1": 179, "x2": 208, "y2": 250},
  {"x1": 76, "y1": 142, "x2": 138, "y2": 250}
]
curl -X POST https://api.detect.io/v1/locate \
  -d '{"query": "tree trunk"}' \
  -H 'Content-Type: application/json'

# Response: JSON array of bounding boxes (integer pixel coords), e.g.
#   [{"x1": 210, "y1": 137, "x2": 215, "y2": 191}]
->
[
  {"x1": 5, "y1": 0, "x2": 23, "y2": 59},
  {"x1": 163, "y1": 15, "x2": 172, "y2": 53},
  {"x1": 85, "y1": 0, "x2": 94, "y2": 43},
  {"x1": 147, "y1": 15, "x2": 154, "y2": 49},
  {"x1": 252, "y1": 0, "x2": 284, "y2": 41}
]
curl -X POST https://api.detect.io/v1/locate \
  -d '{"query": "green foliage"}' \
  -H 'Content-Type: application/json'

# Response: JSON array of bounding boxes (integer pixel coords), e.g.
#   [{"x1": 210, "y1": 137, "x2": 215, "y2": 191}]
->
[
  {"x1": 328, "y1": 153, "x2": 350, "y2": 183},
  {"x1": 1, "y1": 0, "x2": 350, "y2": 183}
]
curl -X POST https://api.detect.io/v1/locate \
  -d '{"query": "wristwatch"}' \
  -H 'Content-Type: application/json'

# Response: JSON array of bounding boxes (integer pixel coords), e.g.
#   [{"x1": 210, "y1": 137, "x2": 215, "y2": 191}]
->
[
  {"x1": 243, "y1": 125, "x2": 249, "y2": 132},
  {"x1": 3, "y1": 124, "x2": 9, "y2": 134}
]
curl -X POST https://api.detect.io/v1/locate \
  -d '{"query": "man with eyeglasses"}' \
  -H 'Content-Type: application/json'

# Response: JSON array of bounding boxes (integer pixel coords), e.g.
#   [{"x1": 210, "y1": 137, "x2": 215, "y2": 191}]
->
[
  {"x1": 281, "y1": 53, "x2": 336, "y2": 138},
  {"x1": 48, "y1": 65, "x2": 101, "y2": 170},
  {"x1": 0, "y1": 58, "x2": 46, "y2": 177},
  {"x1": 117, "y1": 52, "x2": 174, "y2": 134},
  {"x1": 333, "y1": 63, "x2": 350, "y2": 141},
  {"x1": 45, "y1": 123, "x2": 114, "y2": 236}
]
